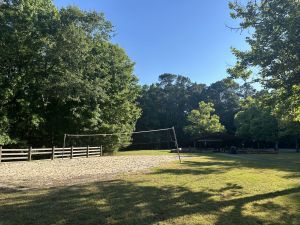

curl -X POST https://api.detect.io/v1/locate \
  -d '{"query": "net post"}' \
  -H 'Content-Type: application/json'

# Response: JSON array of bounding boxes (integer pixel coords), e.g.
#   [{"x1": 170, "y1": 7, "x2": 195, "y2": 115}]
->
[
  {"x1": 172, "y1": 126, "x2": 181, "y2": 163},
  {"x1": 0, "y1": 146, "x2": 2, "y2": 163},
  {"x1": 28, "y1": 146, "x2": 32, "y2": 161},
  {"x1": 71, "y1": 146, "x2": 73, "y2": 159},
  {"x1": 62, "y1": 134, "x2": 67, "y2": 159},
  {"x1": 51, "y1": 146, "x2": 55, "y2": 160}
]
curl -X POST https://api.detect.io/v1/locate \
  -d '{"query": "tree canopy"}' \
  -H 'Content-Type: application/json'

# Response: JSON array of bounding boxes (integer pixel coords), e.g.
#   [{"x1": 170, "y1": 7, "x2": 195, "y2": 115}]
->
[
  {"x1": 228, "y1": 0, "x2": 300, "y2": 150},
  {"x1": 0, "y1": 0, "x2": 140, "y2": 151},
  {"x1": 136, "y1": 74, "x2": 206, "y2": 145},
  {"x1": 184, "y1": 101, "x2": 225, "y2": 139},
  {"x1": 234, "y1": 97, "x2": 278, "y2": 144},
  {"x1": 228, "y1": 0, "x2": 300, "y2": 122},
  {"x1": 0, "y1": 0, "x2": 299, "y2": 151}
]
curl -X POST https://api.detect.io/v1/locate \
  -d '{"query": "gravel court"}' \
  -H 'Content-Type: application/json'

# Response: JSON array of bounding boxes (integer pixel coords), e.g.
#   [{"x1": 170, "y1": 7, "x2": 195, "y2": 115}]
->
[{"x1": 0, "y1": 155, "x2": 178, "y2": 189}]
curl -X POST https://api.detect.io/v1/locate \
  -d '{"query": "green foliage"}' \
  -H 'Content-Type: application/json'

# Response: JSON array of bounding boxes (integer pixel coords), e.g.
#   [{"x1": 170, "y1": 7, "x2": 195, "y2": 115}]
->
[
  {"x1": 0, "y1": 0, "x2": 140, "y2": 151},
  {"x1": 137, "y1": 75, "x2": 243, "y2": 146},
  {"x1": 235, "y1": 97, "x2": 278, "y2": 142},
  {"x1": 273, "y1": 85, "x2": 300, "y2": 123},
  {"x1": 185, "y1": 101, "x2": 225, "y2": 138},
  {"x1": 228, "y1": 0, "x2": 300, "y2": 121},
  {"x1": 137, "y1": 74, "x2": 206, "y2": 145},
  {"x1": 279, "y1": 120, "x2": 300, "y2": 138},
  {"x1": 201, "y1": 78, "x2": 241, "y2": 134}
]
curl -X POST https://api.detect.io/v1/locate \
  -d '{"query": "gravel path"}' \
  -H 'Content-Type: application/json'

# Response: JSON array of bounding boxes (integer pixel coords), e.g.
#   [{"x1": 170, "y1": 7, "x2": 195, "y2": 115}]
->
[{"x1": 0, "y1": 155, "x2": 178, "y2": 189}]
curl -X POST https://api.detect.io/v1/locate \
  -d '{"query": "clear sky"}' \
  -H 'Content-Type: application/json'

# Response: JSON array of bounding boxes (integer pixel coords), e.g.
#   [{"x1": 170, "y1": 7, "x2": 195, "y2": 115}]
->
[{"x1": 53, "y1": 0, "x2": 249, "y2": 85}]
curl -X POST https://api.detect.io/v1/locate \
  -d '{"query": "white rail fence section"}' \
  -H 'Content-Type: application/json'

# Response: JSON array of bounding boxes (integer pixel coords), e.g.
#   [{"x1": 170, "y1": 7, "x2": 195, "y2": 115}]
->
[{"x1": 0, "y1": 146, "x2": 103, "y2": 162}]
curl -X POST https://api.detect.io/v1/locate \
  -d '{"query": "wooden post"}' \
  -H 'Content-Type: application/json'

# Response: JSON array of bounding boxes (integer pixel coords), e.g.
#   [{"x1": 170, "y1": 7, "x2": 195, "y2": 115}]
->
[
  {"x1": 51, "y1": 146, "x2": 55, "y2": 160},
  {"x1": 70, "y1": 146, "x2": 73, "y2": 159},
  {"x1": 0, "y1": 146, "x2": 2, "y2": 163},
  {"x1": 87, "y1": 145, "x2": 89, "y2": 158},
  {"x1": 100, "y1": 146, "x2": 103, "y2": 156},
  {"x1": 28, "y1": 146, "x2": 32, "y2": 161}
]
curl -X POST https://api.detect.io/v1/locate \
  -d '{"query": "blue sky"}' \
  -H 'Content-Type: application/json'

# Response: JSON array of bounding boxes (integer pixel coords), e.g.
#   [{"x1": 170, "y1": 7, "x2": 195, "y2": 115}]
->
[{"x1": 54, "y1": 0, "x2": 249, "y2": 85}]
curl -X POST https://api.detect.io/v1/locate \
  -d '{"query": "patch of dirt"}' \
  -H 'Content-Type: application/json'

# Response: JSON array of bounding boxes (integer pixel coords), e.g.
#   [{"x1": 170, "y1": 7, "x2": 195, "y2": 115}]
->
[{"x1": 0, "y1": 155, "x2": 177, "y2": 189}]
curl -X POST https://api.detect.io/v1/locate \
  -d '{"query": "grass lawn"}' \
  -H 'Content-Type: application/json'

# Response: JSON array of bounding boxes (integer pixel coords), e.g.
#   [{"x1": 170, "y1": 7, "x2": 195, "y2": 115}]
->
[
  {"x1": 0, "y1": 151, "x2": 299, "y2": 225},
  {"x1": 117, "y1": 149, "x2": 173, "y2": 156}
]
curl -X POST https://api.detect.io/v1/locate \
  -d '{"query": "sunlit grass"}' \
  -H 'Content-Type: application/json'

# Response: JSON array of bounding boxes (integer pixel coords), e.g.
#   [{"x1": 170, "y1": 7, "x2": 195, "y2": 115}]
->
[
  {"x1": 0, "y1": 152, "x2": 299, "y2": 225},
  {"x1": 116, "y1": 149, "x2": 172, "y2": 156}
]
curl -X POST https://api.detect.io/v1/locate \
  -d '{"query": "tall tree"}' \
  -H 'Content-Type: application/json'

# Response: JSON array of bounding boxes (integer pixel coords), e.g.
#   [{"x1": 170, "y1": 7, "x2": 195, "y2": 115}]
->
[
  {"x1": 235, "y1": 97, "x2": 279, "y2": 148},
  {"x1": 0, "y1": 1, "x2": 141, "y2": 151},
  {"x1": 136, "y1": 74, "x2": 206, "y2": 145},
  {"x1": 184, "y1": 101, "x2": 225, "y2": 139},
  {"x1": 202, "y1": 78, "x2": 241, "y2": 134},
  {"x1": 228, "y1": 0, "x2": 300, "y2": 122},
  {"x1": 0, "y1": 0, "x2": 60, "y2": 145}
]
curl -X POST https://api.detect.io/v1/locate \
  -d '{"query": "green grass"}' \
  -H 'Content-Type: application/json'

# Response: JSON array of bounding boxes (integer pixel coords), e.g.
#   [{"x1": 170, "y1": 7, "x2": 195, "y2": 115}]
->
[
  {"x1": 1, "y1": 152, "x2": 300, "y2": 225},
  {"x1": 116, "y1": 149, "x2": 172, "y2": 156}
]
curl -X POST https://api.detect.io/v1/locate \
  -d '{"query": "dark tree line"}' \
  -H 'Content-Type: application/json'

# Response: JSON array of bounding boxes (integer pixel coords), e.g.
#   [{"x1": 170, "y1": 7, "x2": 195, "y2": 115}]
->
[
  {"x1": 136, "y1": 73, "x2": 299, "y2": 150},
  {"x1": 136, "y1": 74, "x2": 248, "y2": 147},
  {"x1": 136, "y1": 0, "x2": 300, "y2": 151}
]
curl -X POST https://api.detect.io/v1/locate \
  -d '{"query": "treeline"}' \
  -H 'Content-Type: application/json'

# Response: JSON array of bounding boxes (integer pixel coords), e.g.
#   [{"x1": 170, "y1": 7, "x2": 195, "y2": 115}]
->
[
  {"x1": 136, "y1": 74, "x2": 299, "y2": 150},
  {"x1": 0, "y1": 0, "x2": 140, "y2": 151},
  {"x1": 1, "y1": 0, "x2": 299, "y2": 152},
  {"x1": 136, "y1": 0, "x2": 300, "y2": 151},
  {"x1": 136, "y1": 74, "x2": 245, "y2": 146}
]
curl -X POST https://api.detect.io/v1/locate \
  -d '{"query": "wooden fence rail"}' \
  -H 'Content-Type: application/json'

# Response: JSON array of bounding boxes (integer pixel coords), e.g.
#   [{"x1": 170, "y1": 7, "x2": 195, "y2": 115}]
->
[{"x1": 0, "y1": 146, "x2": 103, "y2": 163}]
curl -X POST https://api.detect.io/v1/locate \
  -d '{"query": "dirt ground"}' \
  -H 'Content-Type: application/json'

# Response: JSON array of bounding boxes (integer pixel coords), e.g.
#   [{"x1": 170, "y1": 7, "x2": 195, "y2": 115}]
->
[{"x1": 0, "y1": 155, "x2": 178, "y2": 189}]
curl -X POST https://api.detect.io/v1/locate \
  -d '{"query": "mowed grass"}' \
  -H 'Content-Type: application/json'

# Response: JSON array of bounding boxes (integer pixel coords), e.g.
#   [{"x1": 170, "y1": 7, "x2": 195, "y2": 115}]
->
[
  {"x1": 117, "y1": 149, "x2": 172, "y2": 156},
  {"x1": 0, "y1": 152, "x2": 300, "y2": 225}
]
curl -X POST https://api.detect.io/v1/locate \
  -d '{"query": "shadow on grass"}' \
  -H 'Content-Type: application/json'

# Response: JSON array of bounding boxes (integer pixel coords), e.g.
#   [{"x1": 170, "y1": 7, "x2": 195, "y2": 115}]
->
[
  {"x1": 1, "y1": 153, "x2": 299, "y2": 224},
  {"x1": 153, "y1": 160, "x2": 238, "y2": 176},
  {"x1": 216, "y1": 153, "x2": 300, "y2": 169},
  {"x1": 176, "y1": 153, "x2": 300, "y2": 179},
  {"x1": 0, "y1": 186, "x2": 29, "y2": 194},
  {"x1": 0, "y1": 180, "x2": 299, "y2": 225}
]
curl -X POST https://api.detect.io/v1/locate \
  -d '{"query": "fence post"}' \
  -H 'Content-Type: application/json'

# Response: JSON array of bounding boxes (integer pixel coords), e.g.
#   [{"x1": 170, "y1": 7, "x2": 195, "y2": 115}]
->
[
  {"x1": 71, "y1": 146, "x2": 73, "y2": 159},
  {"x1": 51, "y1": 146, "x2": 55, "y2": 160},
  {"x1": 87, "y1": 145, "x2": 89, "y2": 158},
  {"x1": 0, "y1": 146, "x2": 2, "y2": 163},
  {"x1": 28, "y1": 146, "x2": 32, "y2": 161},
  {"x1": 100, "y1": 146, "x2": 103, "y2": 156}
]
